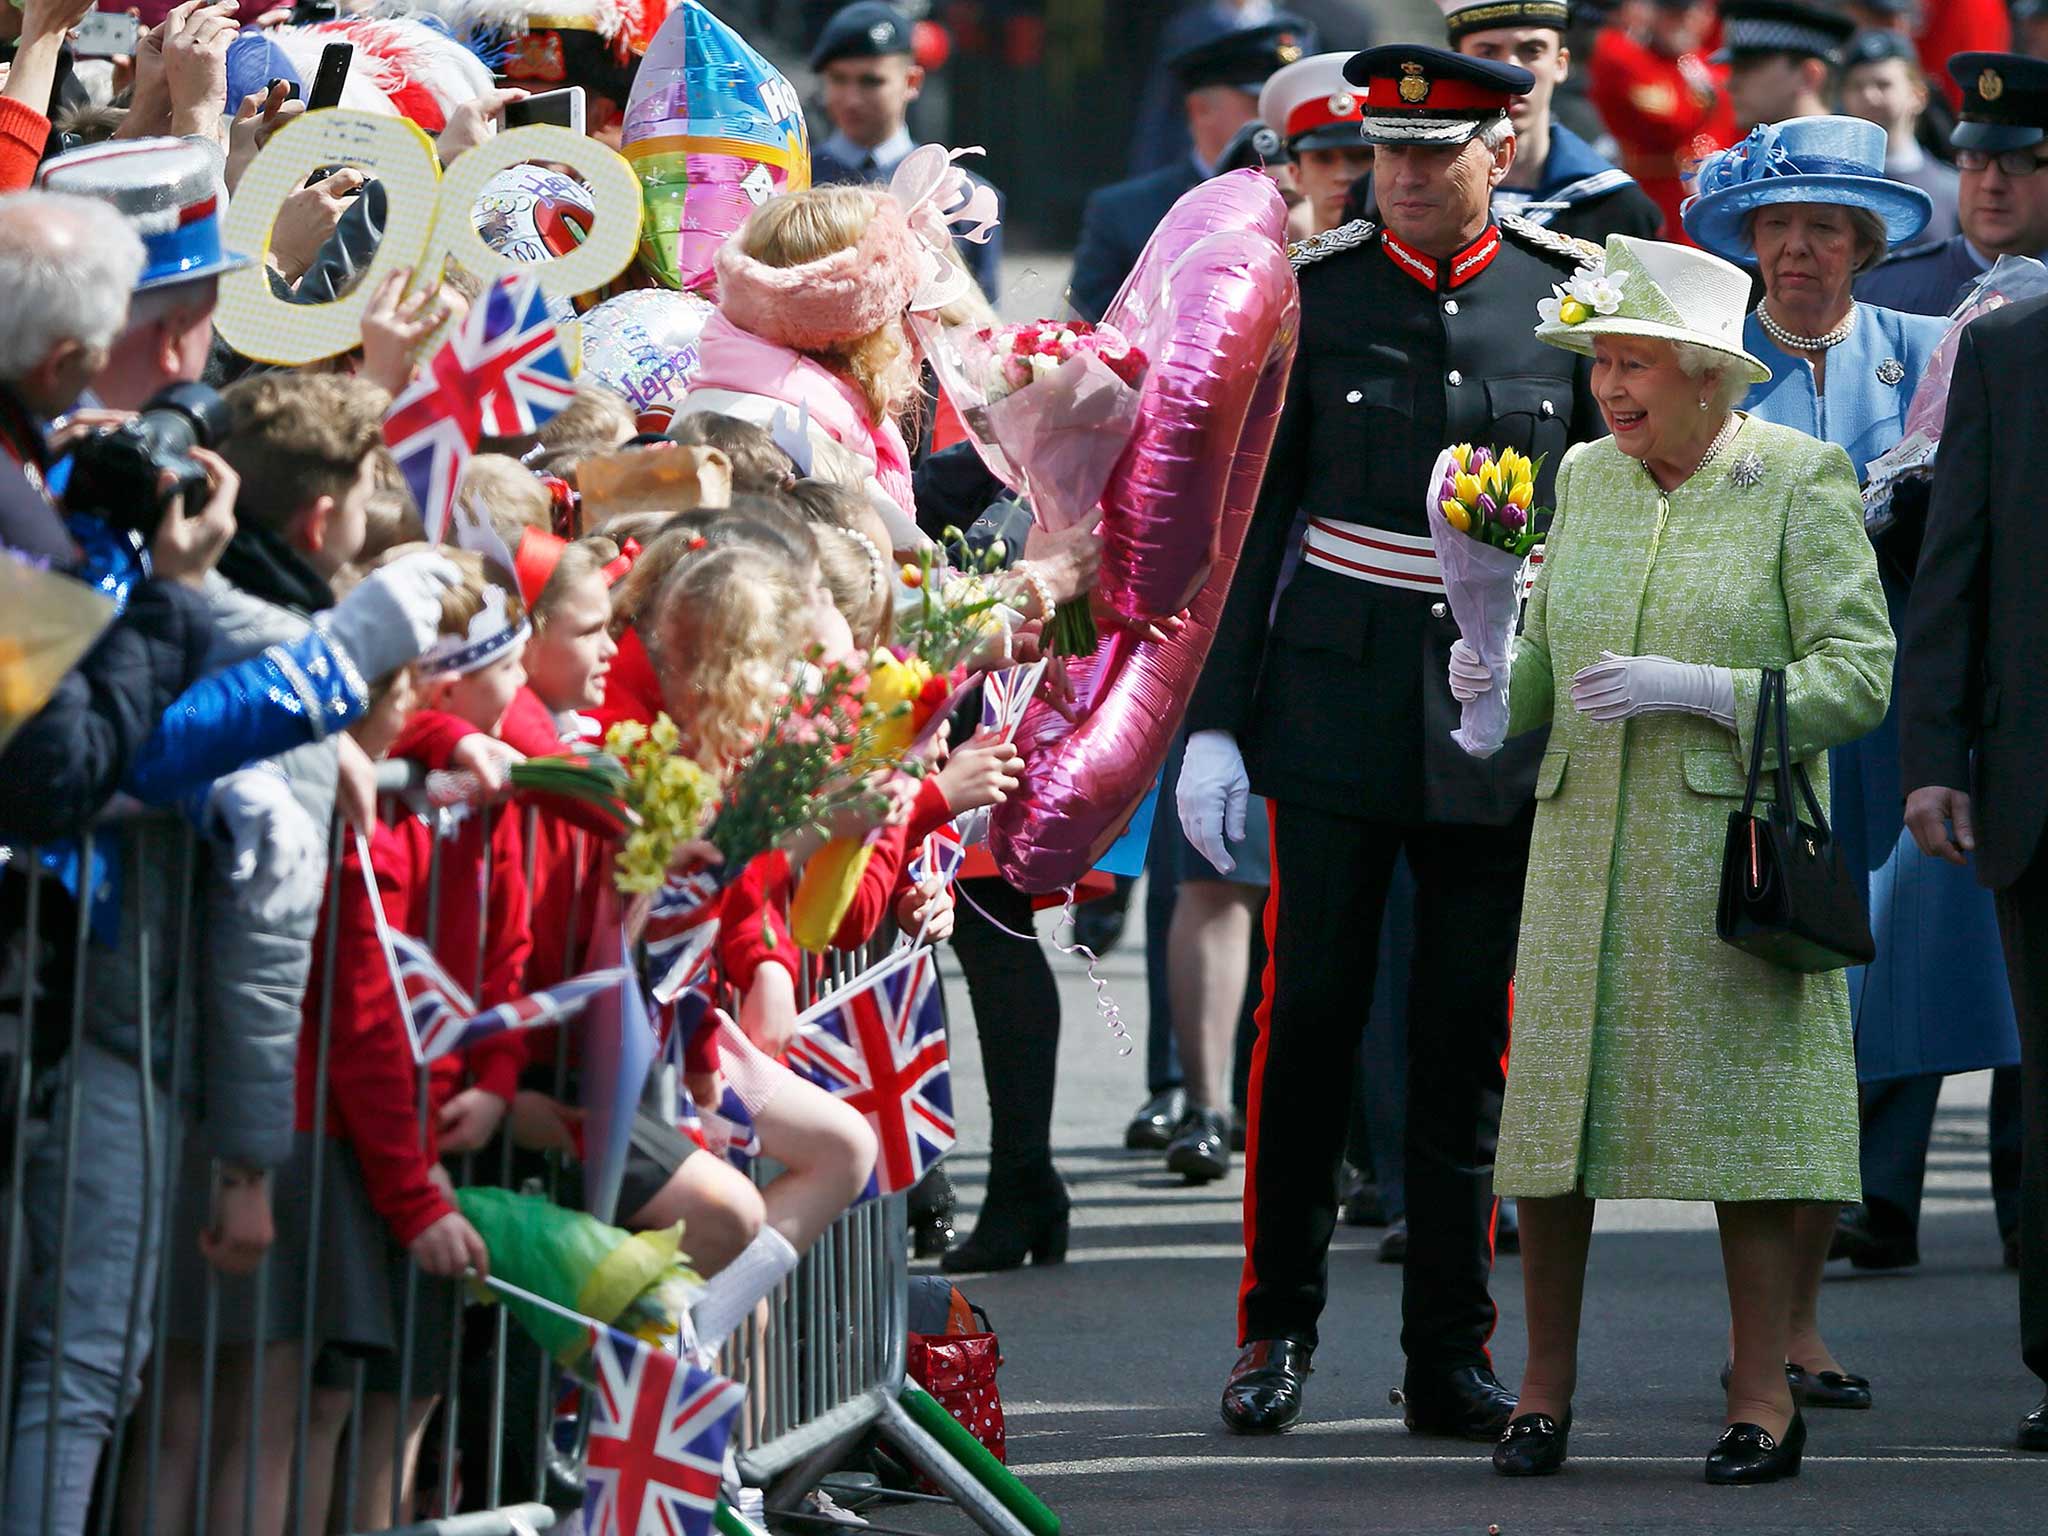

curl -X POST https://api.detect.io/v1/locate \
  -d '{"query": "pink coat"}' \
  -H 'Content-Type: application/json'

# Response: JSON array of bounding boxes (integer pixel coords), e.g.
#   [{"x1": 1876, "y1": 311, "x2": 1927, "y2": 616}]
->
[{"x1": 683, "y1": 313, "x2": 917, "y2": 524}]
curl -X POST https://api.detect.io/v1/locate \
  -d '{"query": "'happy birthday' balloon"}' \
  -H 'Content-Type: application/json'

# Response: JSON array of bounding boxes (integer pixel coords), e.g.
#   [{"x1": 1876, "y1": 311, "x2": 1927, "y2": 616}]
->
[
  {"x1": 620, "y1": 0, "x2": 810, "y2": 295},
  {"x1": 575, "y1": 288, "x2": 716, "y2": 432},
  {"x1": 472, "y1": 165, "x2": 598, "y2": 325}
]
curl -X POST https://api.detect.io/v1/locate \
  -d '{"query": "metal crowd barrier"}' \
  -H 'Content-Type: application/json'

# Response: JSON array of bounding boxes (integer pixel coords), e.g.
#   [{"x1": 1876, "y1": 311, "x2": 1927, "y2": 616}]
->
[{"x1": 0, "y1": 794, "x2": 1037, "y2": 1536}]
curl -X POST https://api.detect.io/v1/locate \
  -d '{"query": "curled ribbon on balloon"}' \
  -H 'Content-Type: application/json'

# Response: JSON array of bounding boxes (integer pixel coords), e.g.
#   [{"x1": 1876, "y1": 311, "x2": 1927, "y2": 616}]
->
[{"x1": 988, "y1": 171, "x2": 1300, "y2": 893}]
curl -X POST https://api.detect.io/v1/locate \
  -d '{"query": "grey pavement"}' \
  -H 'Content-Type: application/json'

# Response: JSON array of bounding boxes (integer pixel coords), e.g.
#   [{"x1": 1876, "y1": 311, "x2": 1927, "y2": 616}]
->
[{"x1": 891, "y1": 885, "x2": 2044, "y2": 1535}]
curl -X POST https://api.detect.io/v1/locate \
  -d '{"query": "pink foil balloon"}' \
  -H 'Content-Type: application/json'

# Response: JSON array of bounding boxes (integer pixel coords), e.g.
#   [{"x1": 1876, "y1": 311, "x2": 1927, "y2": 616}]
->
[{"x1": 990, "y1": 172, "x2": 1299, "y2": 893}]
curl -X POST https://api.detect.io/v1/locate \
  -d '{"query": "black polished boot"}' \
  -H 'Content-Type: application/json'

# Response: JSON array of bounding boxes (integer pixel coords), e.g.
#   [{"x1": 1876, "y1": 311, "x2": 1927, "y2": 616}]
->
[
  {"x1": 1397, "y1": 1365, "x2": 1518, "y2": 1440},
  {"x1": 1493, "y1": 1411, "x2": 1571, "y2": 1477},
  {"x1": 1220, "y1": 1338, "x2": 1313, "y2": 1434},
  {"x1": 1165, "y1": 1106, "x2": 1231, "y2": 1183},
  {"x1": 1124, "y1": 1087, "x2": 1187, "y2": 1151},
  {"x1": 2020, "y1": 1398, "x2": 2048, "y2": 1451},
  {"x1": 1704, "y1": 1412, "x2": 1806, "y2": 1485},
  {"x1": 941, "y1": 1169, "x2": 1070, "y2": 1273},
  {"x1": 907, "y1": 1165, "x2": 957, "y2": 1260}
]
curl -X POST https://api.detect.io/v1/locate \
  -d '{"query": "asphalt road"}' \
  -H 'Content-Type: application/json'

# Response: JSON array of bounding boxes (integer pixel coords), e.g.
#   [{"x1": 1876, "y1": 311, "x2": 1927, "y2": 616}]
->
[{"x1": 888, "y1": 890, "x2": 2044, "y2": 1536}]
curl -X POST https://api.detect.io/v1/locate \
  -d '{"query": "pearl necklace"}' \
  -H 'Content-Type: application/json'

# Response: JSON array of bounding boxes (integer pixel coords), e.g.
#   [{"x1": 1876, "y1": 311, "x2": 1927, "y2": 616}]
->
[
  {"x1": 1644, "y1": 413, "x2": 1742, "y2": 494},
  {"x1": 1757, "y1": 300, "x2": 1856, "y2": 353}
]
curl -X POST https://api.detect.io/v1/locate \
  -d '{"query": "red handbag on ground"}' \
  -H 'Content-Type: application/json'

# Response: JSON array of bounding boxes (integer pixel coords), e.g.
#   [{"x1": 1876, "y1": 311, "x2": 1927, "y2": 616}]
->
[{"x1": 906, "y1": 1286, "x2": 1006, "y2": 1475}]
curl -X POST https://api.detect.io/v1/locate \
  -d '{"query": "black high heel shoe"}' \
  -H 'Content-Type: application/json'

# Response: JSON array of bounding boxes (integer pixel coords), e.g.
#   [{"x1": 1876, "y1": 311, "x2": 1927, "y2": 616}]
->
[
  {"x1": 1493, "y1": 1411, "x2": 1571, "y2": 1477},
  {"x1": 907, "y1": 1166, "x2": 957, "y2": 1260},
  {"x1": 941, "y1": 1173, "x2": 1071, "y2": 1273},
  {"x1": 1705, "y1": 1412, "x2": 1806, "y2": 1485}
]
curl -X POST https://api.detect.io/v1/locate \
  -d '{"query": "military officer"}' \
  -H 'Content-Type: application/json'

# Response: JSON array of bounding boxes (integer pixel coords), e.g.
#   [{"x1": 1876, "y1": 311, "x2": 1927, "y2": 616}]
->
[
  {"x1": 1444, "y1": 0, "x2": 1662, "y2": 241},
  {"x1": 1259, "y1": 52, "x2": 1375, "y2": 234},
  {"x1": 1179, "y1": 44, "x2": 1604, "y2": 1440},
  {"x1": 807, "y1": 1, "x2": 1005, "y2": 300},
  {"x1": 1859, "y1": 52, "x2": 2048, "y2": 317},
  {"x1": 1069, "y1": 18, "x2": 1316, "y2": 322}
]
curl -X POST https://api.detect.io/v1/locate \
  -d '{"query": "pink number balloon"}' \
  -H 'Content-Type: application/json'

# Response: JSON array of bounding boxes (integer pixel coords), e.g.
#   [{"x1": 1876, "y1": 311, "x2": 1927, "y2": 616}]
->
[{"x1": 989, "y1": 171, "x2": 1300, "y2": 893}]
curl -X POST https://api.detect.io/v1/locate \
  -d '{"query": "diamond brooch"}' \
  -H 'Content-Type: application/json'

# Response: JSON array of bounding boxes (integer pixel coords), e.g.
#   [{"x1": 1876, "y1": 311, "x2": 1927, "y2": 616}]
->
[
  {"x1": 1877, "y1": 358, "x2": 1906, "y2": 386},
  {"x1": 1730, "y1": 450, "x2": 1765, "y2": 488}
]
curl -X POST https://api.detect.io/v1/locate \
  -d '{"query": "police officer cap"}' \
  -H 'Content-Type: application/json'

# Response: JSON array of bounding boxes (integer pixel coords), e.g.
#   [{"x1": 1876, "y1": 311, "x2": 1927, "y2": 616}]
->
[
  {"x1": 1168, "y1": 16, "x2": 1319, "y2": 94},
  {"x1": 1842, "y1": 29, "x2": 1918, "y2": 71},
  {"x1": 1341, "y1": 44, "x2": 1533, "y2": 145},
  {"x1": 1950, "y1": 51, "x2": 2048, "y2": 151},
  {"x1": 1711, "y1": 0, "x2": 1856, "y2": 66},
  {"x1": 810, "y1": 2, "x2": 912, "y2": 72}
]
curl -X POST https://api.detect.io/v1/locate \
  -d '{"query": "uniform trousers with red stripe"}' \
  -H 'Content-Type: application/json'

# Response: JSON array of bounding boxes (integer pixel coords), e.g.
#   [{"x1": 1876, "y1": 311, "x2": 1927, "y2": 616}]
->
[{"x1": 1239, "y1": 800, "x2": 1532, "y2": 1372}]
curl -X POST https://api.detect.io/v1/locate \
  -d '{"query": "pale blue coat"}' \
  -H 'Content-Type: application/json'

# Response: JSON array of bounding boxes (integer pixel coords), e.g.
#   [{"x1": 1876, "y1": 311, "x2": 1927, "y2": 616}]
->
[{"x1": 1743, "y1": 303, "x2": 2021, "y2": 1082}]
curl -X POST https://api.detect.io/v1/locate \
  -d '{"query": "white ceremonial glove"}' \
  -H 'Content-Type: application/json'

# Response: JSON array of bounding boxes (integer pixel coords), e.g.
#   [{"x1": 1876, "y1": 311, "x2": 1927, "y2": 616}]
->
[
  {"x1": 1568, "y1": 651, "x2": 1737, "y2": 728},
  {"x1": 1448, "y1": 638, "x2": 1495, "y2": 704},
  {"x1": 1177, "y1": 729, "x2": 1250, "y2": 876},
  {"x1": 318, "y1": 552, "x2": 463, "y2": 682},
  {"x1": 207, "y1": 767, "x2": 325, "y2": 924}
]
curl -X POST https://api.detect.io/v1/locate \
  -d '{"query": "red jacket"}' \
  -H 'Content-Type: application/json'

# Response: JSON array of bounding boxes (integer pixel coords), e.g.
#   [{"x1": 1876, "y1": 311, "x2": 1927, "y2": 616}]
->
[
  {"x1": 0, "y1": 100, "x2": 49, "y2": 195},
  {"x1": 1589, "y1": 27, "x2": 1735, "y2": 245},
  {"x1": 296, "y1": 750, "x2": 533, "y2": 1247}
]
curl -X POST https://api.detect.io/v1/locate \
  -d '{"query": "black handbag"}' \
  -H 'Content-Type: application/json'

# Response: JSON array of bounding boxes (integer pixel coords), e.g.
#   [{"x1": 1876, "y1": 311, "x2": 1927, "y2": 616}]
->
[{"x1": 1715, "y1": 668, "x2": 1875, "y2": 972}]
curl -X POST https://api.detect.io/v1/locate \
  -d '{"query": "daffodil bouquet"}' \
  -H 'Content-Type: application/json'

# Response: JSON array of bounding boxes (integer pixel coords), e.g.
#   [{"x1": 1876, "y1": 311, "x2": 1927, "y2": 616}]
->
[
  {"x1": 893, "y1": 529, "x2": 1017, "y2": 683},
  {"x1": 1425, "y1": 444, "x2": 1549, "y2": 759},
  {"x1": 1433, "y1": 443, "x2": 1547, "y2": 558},
  {"x1": 602, "y1": 715, "x2": 718, "y2": 896}
]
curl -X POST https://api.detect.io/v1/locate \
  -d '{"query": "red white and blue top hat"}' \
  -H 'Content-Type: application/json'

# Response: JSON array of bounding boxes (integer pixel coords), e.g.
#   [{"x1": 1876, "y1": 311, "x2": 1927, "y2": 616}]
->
[{"x1": 38, "y1": 138, "x2": 254, "y2": 294}]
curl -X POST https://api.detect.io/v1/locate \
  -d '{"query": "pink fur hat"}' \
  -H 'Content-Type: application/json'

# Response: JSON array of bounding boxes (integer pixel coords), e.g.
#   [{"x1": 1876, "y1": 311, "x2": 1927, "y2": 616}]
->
[{"x1": 714, "y1": 192, "x2": 923, "y2": 353}]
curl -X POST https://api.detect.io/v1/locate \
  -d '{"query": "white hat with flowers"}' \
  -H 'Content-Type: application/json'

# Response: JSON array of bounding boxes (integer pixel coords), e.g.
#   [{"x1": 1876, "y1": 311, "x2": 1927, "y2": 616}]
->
[{"x1": 1533, "y1": 233, "x2": 1770, "y2": 385}]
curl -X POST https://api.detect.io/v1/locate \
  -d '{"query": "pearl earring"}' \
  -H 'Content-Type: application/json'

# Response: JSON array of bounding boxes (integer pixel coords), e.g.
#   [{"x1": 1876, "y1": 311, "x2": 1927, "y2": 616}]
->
[{"x1": 1698, "y1": 398, "x2": 1709, "y2": 412}]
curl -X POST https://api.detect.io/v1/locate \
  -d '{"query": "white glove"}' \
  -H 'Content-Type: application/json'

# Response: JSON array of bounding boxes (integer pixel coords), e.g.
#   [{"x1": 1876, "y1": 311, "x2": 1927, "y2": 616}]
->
[
  {"x1": 1177, "y1": 730, "x2": 1250, "y2": 875},
  {"x1": 1448, "y1": 638, "x2": 1495, "y2": 704},
  {"x1": 1568, "y1": 651, "x2": 1736, "y2": 728},
  {"x1": 319, "y1": 552, "x2": 462, "y2": 682},
  {"x1": 206, "y1": 767, "x2": 326, "y2": 924}
]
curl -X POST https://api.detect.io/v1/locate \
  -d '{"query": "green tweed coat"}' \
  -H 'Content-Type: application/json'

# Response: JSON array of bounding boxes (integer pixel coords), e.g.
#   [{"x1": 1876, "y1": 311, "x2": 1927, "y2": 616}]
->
[{"x1": 1498, "y1": 415, "x2": 1894, "y2": 1201}]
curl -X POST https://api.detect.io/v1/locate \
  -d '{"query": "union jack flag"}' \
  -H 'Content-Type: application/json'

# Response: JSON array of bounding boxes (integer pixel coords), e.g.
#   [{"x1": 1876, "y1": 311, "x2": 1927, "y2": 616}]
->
[
  {"x1": 644, "y1": 868, "x2": 728, "y2": 969},
  {"x1": 979, "y1": 659, "x2": 1049, "y2": 741},
  {"x1": 584, "y1": 1324, "x2": 744, "y2": 1536},
  {"x1": 386, "y1": 927, "x2": 627, "y2": 1065},
  {"x1": 786, "y1": 950, "x2": 953, "y2": 1198},
  {"x1": 382, "y1": 273, "x2": 575, "y2": 543},
  {"x1": 679, "y1": 1084, "x2": 761, "y2": 1169},
  {"x1": 906, "y1": 826, "x2": 966, "y2": 893}
]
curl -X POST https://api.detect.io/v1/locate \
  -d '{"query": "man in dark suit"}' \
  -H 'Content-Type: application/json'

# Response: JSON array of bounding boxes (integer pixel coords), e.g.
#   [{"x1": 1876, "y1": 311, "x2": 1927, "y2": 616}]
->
[
  {"x1": 1068, "y1": 19, "x2": 1315, "y2": 322},
  {"x1": 1179, "y1": 44, "x2": 1604, "y2": 1441},
  {"x1": 806, "y1": 1, "x2": 1004, "y2": 301},
  {"x1": 1899, "y1": 288, "x2": 2048, "y2": 1454},
  {"x1": 1859, "y1": 52, "x2": 2048, "y2": 315}
]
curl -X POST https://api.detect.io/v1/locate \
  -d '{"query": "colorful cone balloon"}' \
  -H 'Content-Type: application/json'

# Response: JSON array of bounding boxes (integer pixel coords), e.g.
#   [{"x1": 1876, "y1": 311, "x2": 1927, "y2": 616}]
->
[
  {"x1": 621, "y1": 0, "x2": 810, "y2": 295},
  {"x1": 574, "y1": 287, "x2": 715, "y2": 431}
]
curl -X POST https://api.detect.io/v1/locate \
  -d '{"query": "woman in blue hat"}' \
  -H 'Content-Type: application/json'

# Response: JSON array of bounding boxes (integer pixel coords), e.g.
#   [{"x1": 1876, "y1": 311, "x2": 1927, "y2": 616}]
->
[{"x1": 1681, "y1": 114, "x2": 2018, "y2": 1416}]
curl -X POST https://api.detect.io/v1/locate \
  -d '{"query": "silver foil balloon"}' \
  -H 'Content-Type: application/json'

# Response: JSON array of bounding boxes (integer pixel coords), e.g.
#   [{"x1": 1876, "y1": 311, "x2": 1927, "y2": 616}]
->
[
  {"x1": 990, "y1": 172, "x2": 1300, "y2": 893},
  {"x1": 576, "y1": 287, "x2": 717, "y2": 433}
]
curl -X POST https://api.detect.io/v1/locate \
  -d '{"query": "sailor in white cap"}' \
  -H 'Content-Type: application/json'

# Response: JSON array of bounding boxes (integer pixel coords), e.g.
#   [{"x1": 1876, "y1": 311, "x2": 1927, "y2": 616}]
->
[{"x1": 1258, "y1": 51, "x2": 1375, "y2": 234}]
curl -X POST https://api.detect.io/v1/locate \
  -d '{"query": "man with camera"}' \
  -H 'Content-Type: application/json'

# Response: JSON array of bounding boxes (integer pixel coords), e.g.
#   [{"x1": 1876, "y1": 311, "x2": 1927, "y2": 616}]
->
[{"x1": 0, "y1": 153, "x2": 458, "y2": 1533}]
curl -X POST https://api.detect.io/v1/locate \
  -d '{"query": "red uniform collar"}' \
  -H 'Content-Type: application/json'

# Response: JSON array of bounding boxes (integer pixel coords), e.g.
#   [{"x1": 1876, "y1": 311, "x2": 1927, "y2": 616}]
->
[{"x1": 1380, "y1": 222, "x2": 1502, "y2": 292}]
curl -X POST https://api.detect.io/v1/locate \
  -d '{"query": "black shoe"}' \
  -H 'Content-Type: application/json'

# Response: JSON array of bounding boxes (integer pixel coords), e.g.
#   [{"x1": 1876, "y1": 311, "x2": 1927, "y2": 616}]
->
[
  {"x1": 1493, "y1": 1411, "x2": 1571, "y2": 1477},
  {"x1": 1795, "y1": 1366, "x2": 1872, "y2": 1411},
  {"x1": 1340, "y1": 1162, "x2": 1387, "y2": 1227},
  {"x1": 1832, "y1": 1203, "x2": 1919, "y2": 1271},
  {"x1": 1495, "y1": 1200, "x2": 1520, "y2": 1257},
  {"x1": 941, "y1": 1173, "x2": 1070, "y2": 1273},
  {"x1": 910, "y1": 1206, "x2": 956, "y2": 1259},
  {"x1": 1165, "y1": 1107, "x2": 1231, "y2": 1183},
  {"x1": 1397, "y1": 1365, "x2": 1518, "y2": 1440},
  {"x1": 1220, "y1": 1338, "x2": 1313, "y2": 1434},
  {"x1": 2021, "y1": 1399, "x2": 2048, "y2": 1451},
  {"x1": 1704, "y1": 1412, "x2": 1806, "y2": 1485},
  {"x1": 1124, "y1": 1088, "x2": 1186, "y2": 1151},
  {"x1": 1377, "y1": 1219, "x2": 1408, "y2": 1264}
]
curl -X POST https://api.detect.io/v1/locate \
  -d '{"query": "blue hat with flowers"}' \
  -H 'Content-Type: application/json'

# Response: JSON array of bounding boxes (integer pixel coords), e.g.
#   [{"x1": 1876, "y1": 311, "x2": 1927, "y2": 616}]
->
[
  {"x1": 1680, "y1": 116, "x2": 1932, "y2": 264},
  {"x1": 38, "y1": 138, "x2": 254, "y2": 294}
]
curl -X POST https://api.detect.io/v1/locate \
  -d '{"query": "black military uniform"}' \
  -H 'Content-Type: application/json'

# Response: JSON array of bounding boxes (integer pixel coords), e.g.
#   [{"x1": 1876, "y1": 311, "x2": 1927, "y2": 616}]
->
[{"x1": 1187, "y1": 45, "x2": 1603, "y2": 1438}]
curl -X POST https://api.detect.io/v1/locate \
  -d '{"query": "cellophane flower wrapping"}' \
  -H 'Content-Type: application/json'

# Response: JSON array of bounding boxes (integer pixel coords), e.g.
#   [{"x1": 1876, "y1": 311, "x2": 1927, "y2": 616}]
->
[
  {"x1": 456, "y1": 1187, "x2": 702, "y2": 1369},
  {"x1": 1426, "y1": 446, "x2": 1529, "y2": 759}
]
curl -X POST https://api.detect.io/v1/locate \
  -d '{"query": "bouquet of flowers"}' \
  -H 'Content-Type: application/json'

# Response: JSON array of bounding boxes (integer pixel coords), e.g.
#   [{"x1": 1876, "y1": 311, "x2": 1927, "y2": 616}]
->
[
  {"x1": 496, "y1": 716, "x2": 718, "y2": 898},
  {"x1": 457, "y1": 1187, "x2": 702, "y2": 1367},
  {"x1": 1427, "y1": 444, "x2": 1551, "y2": 759},
  {"x1": 916, "y1": 317, "x2": 1150, "y2": 654}
]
